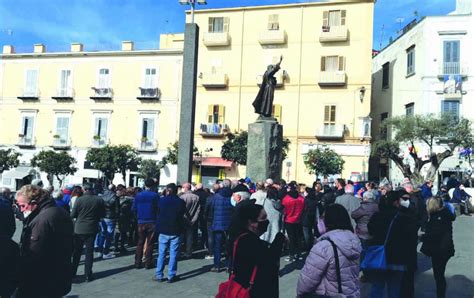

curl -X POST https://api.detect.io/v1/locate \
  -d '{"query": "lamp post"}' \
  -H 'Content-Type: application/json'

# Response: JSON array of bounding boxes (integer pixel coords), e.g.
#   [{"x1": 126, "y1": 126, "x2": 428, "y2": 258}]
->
[{"x1": 179, "y1": 0, "x2": 207, "y2": 24}]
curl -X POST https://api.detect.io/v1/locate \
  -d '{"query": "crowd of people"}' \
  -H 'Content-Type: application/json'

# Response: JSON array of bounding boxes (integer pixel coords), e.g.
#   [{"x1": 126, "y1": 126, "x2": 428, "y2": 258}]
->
[{"x1": 0, "y1": 174, "x2": 467, "y2": 297}]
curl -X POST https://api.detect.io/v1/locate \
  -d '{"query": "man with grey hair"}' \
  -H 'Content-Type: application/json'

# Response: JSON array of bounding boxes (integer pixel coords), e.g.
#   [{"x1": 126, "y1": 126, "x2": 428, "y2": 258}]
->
[
  {"x1": 180, "y1": 182, "x2": 201, "y2": 258},
  {"x1": 335, "y1": 184, "x2": 360, "y2": 228}
]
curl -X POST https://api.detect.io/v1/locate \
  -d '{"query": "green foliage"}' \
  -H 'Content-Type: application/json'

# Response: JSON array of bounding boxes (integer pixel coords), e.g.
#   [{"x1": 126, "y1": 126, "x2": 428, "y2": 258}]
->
[
  {"x1": 303, "y1": 147, "x2": 345, "y2": 177},
  {"x1": 86, "y1": 145, "x2": 141, "y2": 181},
  {"x1": 31, "y1": 150, "x2": 77, "y2": 184},
  {"x1": 0, "y1": 149, "x2": 21, "y2": 174},
  {"x1": 163, "y1": 141, "x2": 199, "y2": 165},
  {"x1": 139, "y1": 159, "x2": 165, "y2": 180},
  {"x1": 282, "y1": 138, "x2": 291, "y2": 161}
]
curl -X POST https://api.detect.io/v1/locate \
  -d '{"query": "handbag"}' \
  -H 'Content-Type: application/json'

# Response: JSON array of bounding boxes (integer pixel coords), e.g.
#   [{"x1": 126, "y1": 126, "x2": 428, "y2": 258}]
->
[
  {"x1": 215, "y1": 233, "x2": 257, "y2": 298},
  {"x1": 361, "y1": 213, "x2": 405, "y2": 271}
]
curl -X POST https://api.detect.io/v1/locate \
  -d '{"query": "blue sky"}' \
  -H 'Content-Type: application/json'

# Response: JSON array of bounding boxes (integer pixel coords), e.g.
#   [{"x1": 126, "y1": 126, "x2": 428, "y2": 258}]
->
[{"x1": 0, "y1": 0, "x2": 456, "y2": 52}]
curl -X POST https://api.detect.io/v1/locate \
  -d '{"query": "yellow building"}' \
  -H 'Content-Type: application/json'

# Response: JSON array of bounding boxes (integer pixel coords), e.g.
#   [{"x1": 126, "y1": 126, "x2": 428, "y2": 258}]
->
[
  {"x1": 189, "y1": 0, "x2": 374, "y2": 185},
  {"x1": 0, "y1": 38, "x2": 184, "y2": 189}
]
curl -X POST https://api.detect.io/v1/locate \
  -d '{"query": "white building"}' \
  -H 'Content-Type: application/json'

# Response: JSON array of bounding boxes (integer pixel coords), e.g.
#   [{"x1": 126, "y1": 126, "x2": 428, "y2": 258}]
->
[{"x1": 371, "y1": 0, "x2": 473, "y2": 185}]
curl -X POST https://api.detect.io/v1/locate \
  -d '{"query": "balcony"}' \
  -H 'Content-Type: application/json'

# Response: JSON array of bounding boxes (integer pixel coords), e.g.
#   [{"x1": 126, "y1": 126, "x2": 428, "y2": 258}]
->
[
  {"x1": 91, "y1": 137, "x2": 109, "y2": 148},
  {"x1": 137, "y1": 88, "x2": 161, "y2": 100},
  {"x1": 17, "y1": 88, "x2": 40, "y2": 100},
  {"x1": 203, "y1": 32, "x2": 231, "y2": 47},
  {"x1": 256, "y1": 70, "x2": 286, "y2": 87},
  {"x1": 319, "y1": 71, "x2": 347, "y2": 86},
  {"x1": 319, "y1": 25, "x2": 349, "y2": 42},
  {"x1": 52, "y1": 137, "x2": 71, "y2": 149},
  {"x1": 315, "y1": 124, "x2": 345, "y2": 140},
  {"x1": 137, "y1": 138, "x2": 157, "y2": 152},
  {"x1": 258, "y1": 30, "x2": 287, "y2": 45},
  {"x1": 52, "y1": 88, "x2": 74, "y2": 100},
  {"x1": 90, "y1": 87, "x2": 113, "y2": 100},
  {"x1": 201, "y1": 72, "x2": 229, "y2": 88},
  {"x1": 17, "y1": 135, "x2": 35, "y2": 148},
  {"x1": 438, "y1": 62, "x2": 468, "y2": 78},
  {"x1": 199, "y1": 123, "x2": 229, "y2": 137}
]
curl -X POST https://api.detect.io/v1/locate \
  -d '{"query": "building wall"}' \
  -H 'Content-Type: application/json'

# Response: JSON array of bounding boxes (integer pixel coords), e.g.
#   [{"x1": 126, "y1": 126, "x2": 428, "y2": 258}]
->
[{"x1": 189, "y1": 0, "x2": 374, "y2": 184}]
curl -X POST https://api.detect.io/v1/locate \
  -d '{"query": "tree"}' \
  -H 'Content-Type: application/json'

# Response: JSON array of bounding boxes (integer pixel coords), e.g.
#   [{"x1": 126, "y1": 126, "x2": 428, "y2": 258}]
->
[
  {"x1": 86, "y1": 145, "x2": 141, "y2": 182},
  {"x1": 303, "y1": 147, "x2": 345, "y2": 177},
  {"x1": 163, "y1": 141, "x2": 199, "y2": 165},
  {"x1": 31, "y1": 150, "x2": 77, "y2": 186},
  {"x1": 221, "y1": 131, "x2": 291, "y2": 166},
  {"x1": 138, "y1": 159, "x2": 166, "y2": 180},
  {"x1": 0, "y1": 149, "x2": 21, "y2": 174},
  {"x1": 372, "y1": 114, "x2": 474, "y2": 184}
]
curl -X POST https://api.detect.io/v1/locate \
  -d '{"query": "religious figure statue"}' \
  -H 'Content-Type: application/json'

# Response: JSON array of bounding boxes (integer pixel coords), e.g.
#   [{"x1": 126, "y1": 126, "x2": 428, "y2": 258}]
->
[{"x1": 252, "y1": 56, "x2": 283, "y2": 118}]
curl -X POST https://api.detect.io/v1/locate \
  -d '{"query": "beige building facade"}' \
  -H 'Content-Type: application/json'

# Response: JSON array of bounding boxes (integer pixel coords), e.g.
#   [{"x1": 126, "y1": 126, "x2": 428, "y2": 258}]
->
[
  {"x1": 189, "y1": 0, "x2": 374, "y2": 185},
  {"x1": 0, "y1": 39, "x2": 183, "y2": 189}
]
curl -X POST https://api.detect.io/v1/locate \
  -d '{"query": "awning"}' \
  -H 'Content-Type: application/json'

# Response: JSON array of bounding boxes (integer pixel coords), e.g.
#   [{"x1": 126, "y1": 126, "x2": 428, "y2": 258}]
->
[
  {"x1": 2, "y1": 167, "x2": 35, "y2": 179},
  {"x1": 198, "y1": 157, "x2": 233, "y2": 168}
]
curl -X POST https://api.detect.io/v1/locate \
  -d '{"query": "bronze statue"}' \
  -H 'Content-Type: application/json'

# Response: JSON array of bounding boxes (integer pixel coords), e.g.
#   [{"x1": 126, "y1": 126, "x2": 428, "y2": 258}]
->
[{"x1": 252, "y1": 56, "x2": 283, "y2": 119}]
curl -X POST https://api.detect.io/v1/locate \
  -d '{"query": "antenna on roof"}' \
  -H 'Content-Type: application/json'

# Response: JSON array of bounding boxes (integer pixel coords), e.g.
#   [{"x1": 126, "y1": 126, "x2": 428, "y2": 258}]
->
[
  {"x1": 379, "y1": 24, "x2": 385, "y2": 49},
  {"x1": 396, "y1": 17, "x2": 405, "y2": 34}
]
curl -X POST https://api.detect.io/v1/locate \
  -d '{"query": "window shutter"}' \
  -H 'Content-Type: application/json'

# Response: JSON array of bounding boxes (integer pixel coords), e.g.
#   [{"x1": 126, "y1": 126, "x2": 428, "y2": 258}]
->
[
  {"x1": 25, "y1": 117, "x2": 34, "y2": 139},
  {"x1": 341, "y1": 10, "x2": 346, "y2": 26},
  {"x1": 218, "y1": 105, "x2": 225, "y2": 124},
  {"x1": 324, "y1": 106, "x2": 330, "y2": 122},
  {"x1": 338, "y1": 56, "x2": 346, "y2": 71},
  {"x1": 323, "y1": 11, "x2": 329, "y2": 27},
  {"x1": 321, "y1": 56, "x2": 326, "y2": 71},
  {"x1": 94, "y1": 118, "x2": 100, "y2": 137},
  {"x1": 331, "y1": 106, "x2": 336, "y2": 122},
  {"x1": 142, "y1": 120, "x2": 148, "y2": 138},
  {"x1": 207, "y1": 105, "x2": 214, "y2": 123},
  {"x1": 147, "y1": 118, "x2": 155, "y2": 140},
  {"x1": 208, "y1": 18, "x2": 213, "y2": 32},
  {"x1": 26, "y1": 70, "x2": 38, "y2": 93},
  {"x1": 100, "y1": 119, "x2": 108, "y2": 139},
  {"x1": 223, "y1": 17, "x2": 230, "y2": 32},
  {"x1": 273, "y1": 104, "x2": 282, "y2": 123}
]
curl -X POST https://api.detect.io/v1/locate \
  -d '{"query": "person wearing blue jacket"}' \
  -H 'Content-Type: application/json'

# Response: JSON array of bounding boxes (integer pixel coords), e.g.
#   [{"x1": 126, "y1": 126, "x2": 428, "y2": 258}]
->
[
  {"x1": 132, "y1": 178, "x2": 159, "y2": 269},
  {"x1": 421, "y1": 180, "x2": 433, "y2": 202},
  {"x1": 210, "y1": 179, "x2": 234, "y2": 272}
]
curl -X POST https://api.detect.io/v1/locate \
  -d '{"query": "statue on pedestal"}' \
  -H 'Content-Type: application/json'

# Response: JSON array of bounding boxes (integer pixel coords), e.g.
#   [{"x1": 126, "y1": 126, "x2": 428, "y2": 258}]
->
[{"x1": 252, "y1": 56, "x2": 283, "y2": 119}]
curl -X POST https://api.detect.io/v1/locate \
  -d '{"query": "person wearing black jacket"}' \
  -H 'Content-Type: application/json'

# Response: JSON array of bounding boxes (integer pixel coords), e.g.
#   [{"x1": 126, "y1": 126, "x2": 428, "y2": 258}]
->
[
  {"x1": 16, "y1": 185, "x2": 74, "y2": 297},
  {"x1": 301, "y1": 188, "x2": 317, "y2": 251},
  {"x1": 194, "y1": 183, "x2": 210, "y2": 251},
  {"x1": 0, "y1": 201, "x2": 20, "y2": 298},
  {"x1": 97, "y1": 184, "x2": 120, "y2": 259},
  {"x1": 71, "y1": 183, "x2": 106, "y2": 282},
  {"x1": 421, "y1": 197, "x2": 455, "y2": 298},
  {"x1": 228, "y1": 200, "x2": 286, "y2": 298}
]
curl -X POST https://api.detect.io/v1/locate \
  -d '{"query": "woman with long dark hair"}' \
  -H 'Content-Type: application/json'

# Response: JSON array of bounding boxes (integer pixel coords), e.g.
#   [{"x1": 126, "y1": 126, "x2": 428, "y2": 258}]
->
[
  {"x1": 227, "y1": 200, "x2": 286, "y2": 298},
  {"x1": 297, "y1": 204, "x2": 362, "y2": 297}
]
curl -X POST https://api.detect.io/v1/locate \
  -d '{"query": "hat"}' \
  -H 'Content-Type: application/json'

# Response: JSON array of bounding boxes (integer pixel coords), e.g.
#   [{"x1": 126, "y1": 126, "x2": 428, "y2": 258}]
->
[
  {"x1": 31, "y1": 179, "x2": 43, "y2": 187},
  {"x1": 244, "y1": 177, "x2": 251, "y2": 184}
]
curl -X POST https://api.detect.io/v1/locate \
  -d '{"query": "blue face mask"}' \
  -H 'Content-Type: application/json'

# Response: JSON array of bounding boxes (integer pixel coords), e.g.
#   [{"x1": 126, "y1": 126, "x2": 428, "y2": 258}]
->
[{"x1": 231, "y1": 198, "x2": 237, "y2": 207}]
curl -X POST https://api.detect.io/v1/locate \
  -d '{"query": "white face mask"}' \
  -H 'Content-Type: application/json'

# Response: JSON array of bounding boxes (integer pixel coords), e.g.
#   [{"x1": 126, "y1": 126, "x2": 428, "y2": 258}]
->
[
  {"x1": 230, "y1": 198, "x2": 237, "y2": 207},
  {"x1": 23, "y1": 210, "x2": 32, "y2": 218},
  {"x1": 400, "y1": 199, "x2": 410, "y2": 209}
]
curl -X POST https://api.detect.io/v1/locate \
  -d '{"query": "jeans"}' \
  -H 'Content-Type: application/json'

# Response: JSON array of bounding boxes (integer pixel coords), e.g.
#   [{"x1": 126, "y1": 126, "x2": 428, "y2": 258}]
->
[
  {"x1": 96, "y1": 219, "x2": 116, "y2": 254},
  {"x1": 285, "y1": 222, "x2": 302, "y2": 257},
  {"x1": 370, "y1": 271, "x2": 403, "y2": 298},
  {"x1": 72, "y1": 233, "x2": 96, "y2": 277},
  {"x1": 213, "y1": 231, "x2": 226, "y2": 268},
  {"x1": 135, "y1": 223, "x2": 156, "y2": 267},
  {"x1": 432, "y1": 255, "x2": 451, "y2": 298},
  {"x1": 155, "y1": 234, "x2": 181, "y2": 279},
  {"x1": 303, "y1": 226, "x2": 314, "y2": 251},
  {"x1": 207, "y1": 222, "x2": 214, "y2": 255}
]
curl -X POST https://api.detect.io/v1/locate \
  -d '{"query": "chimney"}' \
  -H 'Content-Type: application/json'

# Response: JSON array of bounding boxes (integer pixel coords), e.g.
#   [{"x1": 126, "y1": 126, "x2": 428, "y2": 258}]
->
[
  {"x1": 34, "y1": 44, "x2": 46, "y2": 53},
  {"x1": 71, "y1": 43, "x2": 83, "y2": 52},
  {"x1": 122, "y1": 41, "x2": 134, "y2": 51},
  {"x1": 2, "y1": 45, "x2": 15, "y2": 54}
]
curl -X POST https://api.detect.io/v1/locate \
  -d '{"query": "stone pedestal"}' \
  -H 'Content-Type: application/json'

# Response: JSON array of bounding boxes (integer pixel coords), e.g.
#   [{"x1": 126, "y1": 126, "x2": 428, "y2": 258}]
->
[{"x1": 246, "y1": 119, "x2": 283, "y2": 182}]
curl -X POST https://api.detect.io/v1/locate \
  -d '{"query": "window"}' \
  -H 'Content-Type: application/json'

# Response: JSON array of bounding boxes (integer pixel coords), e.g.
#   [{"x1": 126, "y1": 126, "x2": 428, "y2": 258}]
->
[
  {"x1": 20, "y1": 116, "x2": 34, "y2": 141},
  {"x1": 208, "y1": 17, "x2": 229, "y2": 33},
  {"x1": 380, "y1": 112, "x2": 388, "y2": 139},
  {"x1": 441, "y1": 100, "x2": 460, "y2": 119},
  {"x1": 324, "y1": 105, "x2": 336, "y2": 134},
  {"x1": 272, "y1": 104, "x2": 282, "y2": 123},
  {"x1": 360, "y1": 117, "x2": 372, "y2": 138},
  {"x1": 207, "y1": 105, "x2": 225, "y2": 124},
  {"x1": 268, "y1": 14, "x2": 279, "y2": 30},
  {"x1": 382, "y1": 62, "x2": 390, "y2": 89},
  {"x1": 321, "y1": 56, "x2": 345, "y2": 72},
  {"x1": 25, "y1": 69, "x2": 38, "y2": 96},
  {"x1": 93, "y1": 116, "x2": 108, "y2": 145},
  {"x1": 143, "y1": 68, "x2": 157, "y2": 88},
  {"x1": 405, "y1": 103, "x2": 414, "y2": 116},
  {"x1": 141, "y1": 118, "x2": 155, "y2": 140},
  {"x1": 55, "y1": 114, "x2": 70, "y2": 145},
  {"x1": 323, "y1": 10, "x2": 346, "y2": 27},
  {"x1": 59, "y1": 70, "x2": 72, "y2": 96},
  {"x1": 97, "y1": 68, "x2": 110, "y2": 88},
  {"x1": 443, "y1": 40, "x2": 460, "y2": 74},
  {"x1": 406, "y1": 46, "x2": 415, "y2": 75}
]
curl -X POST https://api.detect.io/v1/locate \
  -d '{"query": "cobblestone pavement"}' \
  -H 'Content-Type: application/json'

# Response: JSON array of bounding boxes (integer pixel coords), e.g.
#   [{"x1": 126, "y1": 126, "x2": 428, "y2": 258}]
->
[{"x1": 13, "y1": 216, "x2": 474, "y2": 297}]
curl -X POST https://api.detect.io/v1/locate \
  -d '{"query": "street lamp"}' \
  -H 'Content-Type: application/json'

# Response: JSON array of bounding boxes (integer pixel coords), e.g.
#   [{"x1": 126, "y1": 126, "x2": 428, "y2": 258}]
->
[{"x1": 179, "y1": 0, "x2": 207, "y2": 24}]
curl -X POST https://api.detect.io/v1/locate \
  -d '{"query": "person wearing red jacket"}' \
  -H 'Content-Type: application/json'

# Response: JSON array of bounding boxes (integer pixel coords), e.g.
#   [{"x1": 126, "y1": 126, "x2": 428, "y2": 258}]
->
[{"x1": 282, "y1": 182, "x2": 305, "y2": 261}]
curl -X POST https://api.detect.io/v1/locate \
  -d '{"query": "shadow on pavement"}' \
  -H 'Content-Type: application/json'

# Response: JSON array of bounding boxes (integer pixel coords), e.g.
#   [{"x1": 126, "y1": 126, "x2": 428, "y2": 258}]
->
[
  {"x1": 279, "y1": 259, "x2": 305, "y2": 277},
  {"x1": 178, "y1": 264, "x2": 215, "y2": 281}
]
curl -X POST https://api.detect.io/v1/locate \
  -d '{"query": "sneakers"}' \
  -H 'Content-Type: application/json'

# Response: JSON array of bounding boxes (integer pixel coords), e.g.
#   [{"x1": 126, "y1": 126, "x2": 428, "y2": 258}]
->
[
  {"x1": 167, "y1": 276, "x2": 180, "y2": 283},
  {"x1": 97, "y1": 252, "x2": 103, "y2": 258},
  {"x1": 205, "y1": 255, "x2": 213, "y2": 260},
  {"x1": 102, "y1": 253, "x2": 116, "y2": 259},
  {"x1": 285, "y1": 256, "x2": 295, "y2": 262},
  {"x1": 152, "y1": 276, "x2": 167, "y2": 282},
  {"x1": 210, "y1": 267, "x2": 220, "y2": 273}
]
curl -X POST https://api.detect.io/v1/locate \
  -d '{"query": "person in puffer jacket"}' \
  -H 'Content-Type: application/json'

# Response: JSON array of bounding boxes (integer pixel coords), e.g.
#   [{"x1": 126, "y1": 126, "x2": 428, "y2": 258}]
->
[{"x1": 297, "y1": 204, "x2": 362, "y2": 298}]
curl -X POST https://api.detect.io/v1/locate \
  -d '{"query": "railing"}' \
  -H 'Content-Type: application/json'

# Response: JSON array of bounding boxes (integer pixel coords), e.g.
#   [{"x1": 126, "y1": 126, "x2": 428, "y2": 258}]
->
[
  {"x1": 91, "y1": 137, "x2": 108, "y2": 148},
  {"x1": 315, "y1": 124, "x2": 345, "y2": 139},
  {"x1": 137, "y1": 139, "x2": 157, "y2": 151},
  {"x1": 138, "y1": 87, "x2": 161, "y2": 99},
  {"x1": 258, "y1": 30, "x2": 286, "y2": 45},
  {"x1": 18, "y1": 88, "x2": 40, "y2": 99},
  {"x1": 17, "y1": 136, "x2": 35, "y2": 147},
  {"x1": 440, "y1": 62, "x2": 468, "y2": 76},
  {"x1": 200, "y1": 123, "x2": 229, "y2": 136},
  {"x1": 203, "y1": 32, "x2": 231, "y2": 47},
  {"x1": 319, "y1": 25, "x2": 349, "y2": 42},
  {"x1": 53, "y1": 88, "x2": 75, "y2": 99},
  {"x1": 52, "y1": 138, "x2": 71, "y2": 148},
  {"x1": 91, "y1": 87, "x2": 113, "y2": 99},
  {"x1": 319, "y1": 71, "x2": 347, "y2": 86}
]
